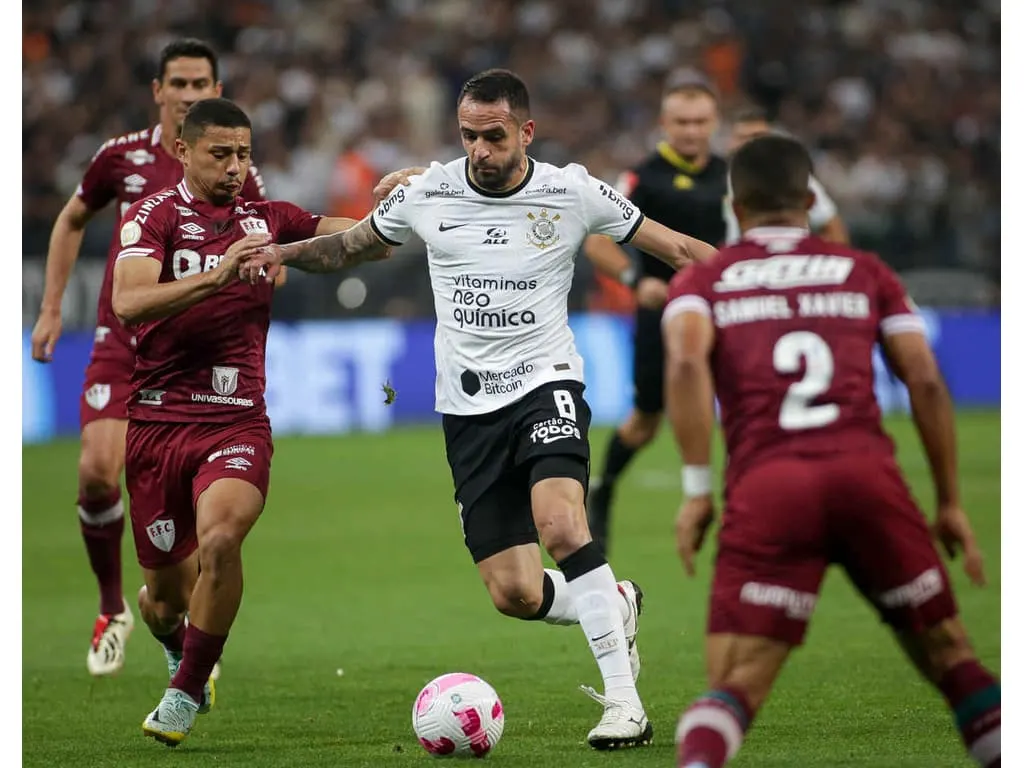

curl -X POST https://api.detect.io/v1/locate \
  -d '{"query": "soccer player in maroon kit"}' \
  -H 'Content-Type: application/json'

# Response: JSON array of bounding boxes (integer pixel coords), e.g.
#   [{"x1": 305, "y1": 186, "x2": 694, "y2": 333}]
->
[
  {"x1": 111, "y1": 97, "x2": 400, "y2": 746},
  {"x1": 663, "y1": 135, "x2": 999, "y2": 768},
  {"x1": 29, "y1": 39, "x2": 267, "y2": 677}
]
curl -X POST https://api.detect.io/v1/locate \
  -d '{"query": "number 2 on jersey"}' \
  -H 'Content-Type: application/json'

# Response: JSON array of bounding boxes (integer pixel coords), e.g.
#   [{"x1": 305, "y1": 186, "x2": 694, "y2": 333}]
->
[{"x1": 773, "y1": 331, "x2": 840, "y2": 430}]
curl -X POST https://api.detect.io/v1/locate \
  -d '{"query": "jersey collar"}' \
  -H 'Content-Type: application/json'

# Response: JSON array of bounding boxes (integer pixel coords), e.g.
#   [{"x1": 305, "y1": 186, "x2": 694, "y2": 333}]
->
[
  {"x1": 464, "y1": 157, "x2": 535, "y2": 198},
  {"x1": 176, "y1": 179, "x2": 236, "y2": 216},
  {"x1": 656, "y1": 141, "x2": 707, "y2": 175},
  {"x1": 743, "y1": 226, "x2": 810, "y2": 242}
]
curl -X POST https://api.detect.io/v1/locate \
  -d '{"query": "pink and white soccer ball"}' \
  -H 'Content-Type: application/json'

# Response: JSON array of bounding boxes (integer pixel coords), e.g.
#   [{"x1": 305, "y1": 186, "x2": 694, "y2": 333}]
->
[{"x1": 412, "y1": 672, "x2": 505, "y2": 758}]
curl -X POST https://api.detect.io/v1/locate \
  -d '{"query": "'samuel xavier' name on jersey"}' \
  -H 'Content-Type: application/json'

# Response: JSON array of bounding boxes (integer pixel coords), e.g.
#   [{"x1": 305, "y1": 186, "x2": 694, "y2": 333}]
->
[
  {"x1": 371, "y1": 157, "x2": 645, "y2": 416},
  {"x1": 77, "y1": 125, "x2": 266, "y2": 351},
  {"x1": 664, "y1": 227, "x2": 925, "y2": 487},
  {"x1": 116, "y1": 181, "x2": 320, "y2": 423}
]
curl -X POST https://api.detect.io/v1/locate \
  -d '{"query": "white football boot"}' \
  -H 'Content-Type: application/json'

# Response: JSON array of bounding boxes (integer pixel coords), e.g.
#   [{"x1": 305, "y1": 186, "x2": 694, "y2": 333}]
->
[
  {"x1": 581, "y1": 685, "x2": 654, "y2": 750},
  {"x1": 617, "y1": 579, "x2": 643, "y2": 682},
  {"x1": 86, "y1": 600, "x2": 134, "y2": 676},
  {"x1": 142, "y1": 688, "x2": 199, "y2": 747}
]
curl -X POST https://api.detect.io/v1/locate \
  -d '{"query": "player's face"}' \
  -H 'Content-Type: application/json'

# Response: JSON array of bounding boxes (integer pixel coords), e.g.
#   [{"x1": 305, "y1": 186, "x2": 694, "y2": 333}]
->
[
  {"x1": 458, "y1": 98, "x2": 535, "y2": 191},
  {"x1": 153, "y1": 57, "x2": 223, "y2": 128},
  {"x1": 659, "y1": 91, "x2": 718, "y2": 160},
  {"x1": 177, "y1": 126, "x2": 252, "y2": 205},
  {"x1": 729, "y1": 120, "x2": 771, "y2": 154}
]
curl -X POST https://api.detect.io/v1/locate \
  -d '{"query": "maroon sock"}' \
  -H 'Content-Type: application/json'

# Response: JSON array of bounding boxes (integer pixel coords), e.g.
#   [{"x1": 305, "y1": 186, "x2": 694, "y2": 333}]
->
[
  {"x1": 170, "y1": 624, "x2": 227, "y2": 704},
  {"x1": 677, "y1": 687, "x2": 754, "y2": 768},
  {"x1": 77, "y1": 489, "x2": 125, "y2": 616},
  {"x1": 938, "y1": 661, "x2": 1000, "y2": 767},
  {"x1": 152, "y1": 621, "x2": 186, "y2": 655}
]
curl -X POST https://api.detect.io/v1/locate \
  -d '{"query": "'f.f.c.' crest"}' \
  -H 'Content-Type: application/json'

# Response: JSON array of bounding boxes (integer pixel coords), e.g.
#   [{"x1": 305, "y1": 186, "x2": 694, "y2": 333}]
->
[
  {"x1": 239, "y1": 217, "x2": 269, "y2": 236},
  {"x1": 146, "y1": 519, "x2": 176, "y2": 553},
  {"x1": 212, "y1": 366, "x2": 239, "y2": 396},
  {"x1": 526, "y1": 209, "x2": 561, "y2": 249}
]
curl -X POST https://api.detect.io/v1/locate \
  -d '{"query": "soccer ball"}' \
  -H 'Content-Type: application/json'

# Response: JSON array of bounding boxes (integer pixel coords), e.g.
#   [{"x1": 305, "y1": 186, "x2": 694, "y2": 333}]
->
[{"x1": 412, "y1": 672, "x2": 505, "y2": 758}]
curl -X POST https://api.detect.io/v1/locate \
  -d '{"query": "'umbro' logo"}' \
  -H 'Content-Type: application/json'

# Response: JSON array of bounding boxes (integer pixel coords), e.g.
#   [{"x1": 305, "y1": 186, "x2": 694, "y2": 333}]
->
[{"x1": 438, "y1": 222, "x2": 469, "y2": 232}]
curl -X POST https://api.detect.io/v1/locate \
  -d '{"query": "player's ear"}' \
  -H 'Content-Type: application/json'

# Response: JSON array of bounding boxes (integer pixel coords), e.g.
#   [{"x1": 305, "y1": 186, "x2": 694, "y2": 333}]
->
[
  {"x1": 805, "y1": 189, "x2": 816, "y2": 211},
  {"x1": 151, "y1": 78, "x2": 162, "y2": 106},
  {"x1": 520, "y1": 119, "x2": 535, "y2": 148},
  {"x1": 214, "y1": 80, "x2": 224, "y2": 97},
  {"x1": 175, "y1": 138, "x2": 188, "y2": 163}
]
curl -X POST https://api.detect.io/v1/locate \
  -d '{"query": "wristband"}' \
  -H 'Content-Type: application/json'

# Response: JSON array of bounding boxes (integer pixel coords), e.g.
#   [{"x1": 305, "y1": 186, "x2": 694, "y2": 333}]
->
[
  {"x1": 682, "y1": 466, "x2": 712, "y2": 497},
  {"x1": 618, "y1": 265, "x2": 639, "y2": 289}
]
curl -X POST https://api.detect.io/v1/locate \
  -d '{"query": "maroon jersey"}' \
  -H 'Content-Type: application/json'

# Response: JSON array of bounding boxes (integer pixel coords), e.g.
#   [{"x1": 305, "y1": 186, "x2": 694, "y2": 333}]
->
[
  {"x1": 116, "y1": 180, "x2": 320, "y2": 423},
  {"x1": 76, "y1": 124, "x2": 266, "y2": 353},
  {"x1": 665, "y1": 226, "x2": 925, "y2": 487}
]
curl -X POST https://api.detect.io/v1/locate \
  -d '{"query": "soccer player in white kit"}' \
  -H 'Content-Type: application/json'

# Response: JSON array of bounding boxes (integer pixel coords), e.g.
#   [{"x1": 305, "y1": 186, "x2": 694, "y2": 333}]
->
[{"x1": 240, "y1": 69, "x2": 718, "y2": 751}]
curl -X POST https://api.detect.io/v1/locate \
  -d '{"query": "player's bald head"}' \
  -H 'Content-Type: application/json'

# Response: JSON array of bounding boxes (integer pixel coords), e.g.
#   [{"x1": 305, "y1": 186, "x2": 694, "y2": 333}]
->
[
  {"x1": 730, "y1": 135, "x2": 813, "y2": 214},
  {"x1": 180, "y1": 98, "x2": 251, "y2": 145}
]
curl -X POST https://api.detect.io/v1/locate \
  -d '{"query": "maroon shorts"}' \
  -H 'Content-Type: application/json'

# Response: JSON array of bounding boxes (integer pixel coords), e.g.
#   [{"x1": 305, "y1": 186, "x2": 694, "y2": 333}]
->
[
  {"x1": 126, "y1": 418, "x2": 273, "y2": 569},
  {"x1": 709, "y1": 454, "x2": 957, "y2": 646},
  {"x1": 80, "y1": 329, "x2": 135, "y2": 428}
]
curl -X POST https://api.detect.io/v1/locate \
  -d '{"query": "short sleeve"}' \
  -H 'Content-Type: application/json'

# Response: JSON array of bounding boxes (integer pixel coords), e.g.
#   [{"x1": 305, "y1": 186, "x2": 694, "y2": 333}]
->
[
  {"x1": 76, "y1": 142, "x2": 118, "y2": 212},
  {"x1": 369, "y1": 181, "x2": 417, "y2": 246},
  {"x1": 808, "y1": 175, "x2": 838, "y2": 229},
  {"x1": 268, "y1": 201, "x2": 322, "y2": 243},
  {"x1": 116, "y1": 201, "x2": 168, "y2": 264},
  {"x1": 662, "y1": 264, "x2": 713, "y2": 327},
  {"x1": 874, "y1": 258, "x2": 926, "y2": 337},
  {"x1": 243, "y1": 164, "x2": 268, "y2": 201},
  {"x1": 579, "y1": 173, "x2": 645, "y2": 243},
  {"x1": 615, "y1": 169, "x2": 647, "y2": 210}
]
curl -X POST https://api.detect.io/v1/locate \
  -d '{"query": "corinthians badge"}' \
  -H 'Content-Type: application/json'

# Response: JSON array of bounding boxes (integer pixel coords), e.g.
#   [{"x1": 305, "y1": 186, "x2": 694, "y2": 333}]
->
[{"x1": 526, "y1": 209, "x2": 560, "y2": 249}]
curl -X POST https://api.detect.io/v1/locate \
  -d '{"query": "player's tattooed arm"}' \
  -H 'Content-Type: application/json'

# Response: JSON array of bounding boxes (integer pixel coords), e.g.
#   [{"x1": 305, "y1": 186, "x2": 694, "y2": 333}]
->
[{"x1": 240, "y1": 217, "x2": 391, "y2": 282}]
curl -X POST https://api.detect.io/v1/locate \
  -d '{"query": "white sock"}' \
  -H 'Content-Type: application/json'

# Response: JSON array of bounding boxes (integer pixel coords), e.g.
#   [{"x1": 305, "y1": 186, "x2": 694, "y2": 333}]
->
[
  {"x1": 541, "y1": 569, "x2": 578, "y2": 625},
  {"x1": 542, "y1": 569, "x2": 630, "y2": 625},
  {"x1": 566, "y1": 563, "x2": 639, "y2": 707}
]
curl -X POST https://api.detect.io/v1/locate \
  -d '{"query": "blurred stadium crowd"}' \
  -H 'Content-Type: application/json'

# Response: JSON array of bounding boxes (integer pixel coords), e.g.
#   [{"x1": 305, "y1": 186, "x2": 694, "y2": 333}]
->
[{"x1": 23, "y1": 0, "x2": 1000, "y2": 316}]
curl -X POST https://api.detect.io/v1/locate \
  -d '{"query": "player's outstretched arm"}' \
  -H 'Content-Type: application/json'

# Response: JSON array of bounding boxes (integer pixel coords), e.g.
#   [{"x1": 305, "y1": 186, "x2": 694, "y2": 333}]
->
[
  {"x1": 240, "y1": 216, "x2": 391, "y2": 282},
  {"x1": 628, "y1": 218, "x2": 717, "y2": 271},
  {"x1": 113, "y1": 234, "x2": 270, "y2": 324},
  {"x1": 31, "y1": 195, "x2": 96, "y2": 362}
]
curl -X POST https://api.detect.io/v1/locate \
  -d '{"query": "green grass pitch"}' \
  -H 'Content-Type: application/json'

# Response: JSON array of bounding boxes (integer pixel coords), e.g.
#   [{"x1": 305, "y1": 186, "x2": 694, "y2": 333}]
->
[{"x1": 22, "y1": 411, "x2": 1000, "y2": 767}]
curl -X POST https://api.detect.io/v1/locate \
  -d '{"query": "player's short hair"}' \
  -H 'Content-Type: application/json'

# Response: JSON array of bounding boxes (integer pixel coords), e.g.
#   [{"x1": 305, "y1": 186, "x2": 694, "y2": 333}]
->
[
  {"x1": 730, "y1": 134, "x2": 812, "y2": 213},
  {"x1": 663, "y1": 67, "x2": 719, "y2": 102},
  {"x1": 458, "y1": 69, "x2": 531, "y2": 122},
  {"x1": 180, "y1": 98, "x2": 251, "y2": 145},
  {"x1": 158, "y1": 38, "x2": 219, "y2": 82}
]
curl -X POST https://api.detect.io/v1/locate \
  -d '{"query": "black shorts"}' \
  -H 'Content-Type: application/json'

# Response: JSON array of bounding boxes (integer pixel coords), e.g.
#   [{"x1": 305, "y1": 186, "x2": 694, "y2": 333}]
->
[
  {"x1": 442, "y1": 380, "x2": 592, "y2": 563},
  {"x1": 633, "y1": 306, "x2": 665, "y2": 414}
]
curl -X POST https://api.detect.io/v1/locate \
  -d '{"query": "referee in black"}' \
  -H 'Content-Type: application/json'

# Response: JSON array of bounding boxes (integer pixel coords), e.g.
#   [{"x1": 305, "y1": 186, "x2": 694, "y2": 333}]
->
[{"x1": 585, "y1": 69, "x2": 728, "y2": 555}]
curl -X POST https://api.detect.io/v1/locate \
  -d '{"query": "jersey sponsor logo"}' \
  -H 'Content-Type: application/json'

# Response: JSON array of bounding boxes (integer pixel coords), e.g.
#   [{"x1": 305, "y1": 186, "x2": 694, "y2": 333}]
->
[
  {"x1": 138, "y1": 389, "x2": 165, "y2": 406},
  {"x1": 124, "y1": 173, "x2": 147, "y2": 194},
  {"x1": 376, "y1": 187, "x2": 406, "y2": 216},
  {"x1": 473, "y1": 361, "x2": 535, "y2": 396},
  {"x1": 673, "y1": 174, "x2": 693, "y2": 190},
  {"x1": 175, "y1": 205, "x2": 196, "y2": 217},
  {"x1": 239, "y1": 216, "x2": 269, "y2": 236},
  {"x1": 482, "y1": 227, "x2": 509, "y2": 245},
  {"x1": 225, "y1": 457, "x2": 252, "y2": 471},
  {"x1": 450, "y1": 274, "x2": 539, "y2": 329},
  {"x1": 207, "y1": 444, "x2": 257, "y2": 462},
  {"x1": 132, "y1": 188, "x2": 177, "y2": 224},
  {"x1": 714, "y1": 255, "x2": 855, "y2": 293},
  {"x1": 438, "y1": 222, "x2": 469, "y2": 232},
  {"x1": 596, "y1": 183, "x2": 636, "y2": 220},
  {"x1": 146, "y1": 519, "x2": 176, "y2": 553},
  {"x1": 529, "y1": 417, "x2": 581, "y2": 445},
  {"x1": 84, "y1": 383, "x2": 111, "y2": 411},
  {"x1": 234, "y1": 205, "x2": 258, "y2": 215},
  {"x1": 120, "y1": 220, "x2": 142, "y2": 247},
  {"x1": 125, "y1": 148, "x2": 156, "y2": 166},
  {"x1": 191, "y1": 393, "x2": 255, "y2": 407},
  {"x1": 171, "y1": 249, "x2": 226, "y2": 279},
  {"x1": 424, "y1": 182, "x2": 464, "y2": 199},
  {"x1": 877, "y1": 567, "x2": 943, "y2": 609},
  {"x1": 525, "y1": 184, "x2": 567, "y2": 195},
  {"x1": 526, "y1": 209, "x2": 561, "y2": 249},
  {"x1": 740, "y1": 581, "x2": 817, "y2": 620},
  {"x1": 212, "y1": 366, "x2": 239, "y2": 396},
  {"x1": 179, "y1": 222, "x2": 206, "y2": 240}
]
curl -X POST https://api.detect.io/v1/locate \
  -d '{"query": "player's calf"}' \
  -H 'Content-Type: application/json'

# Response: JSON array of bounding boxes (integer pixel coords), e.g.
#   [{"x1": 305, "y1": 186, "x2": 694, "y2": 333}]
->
[
  {"x1": 903, "y1": 618, "x2": 1000, "y2": 767},
  {"x1": 78, "y1": 430, "x2": 127, "y2": 618}
]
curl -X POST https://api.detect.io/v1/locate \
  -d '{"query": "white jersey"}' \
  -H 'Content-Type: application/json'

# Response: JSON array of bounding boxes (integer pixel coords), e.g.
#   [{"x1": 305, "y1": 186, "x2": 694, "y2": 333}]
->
[
  {"x1": 723, "y1": 173, "x2": 838, "y2": 245},
  {"x1": 371, "y1": 157, "x2": 644, "y2": 415}
]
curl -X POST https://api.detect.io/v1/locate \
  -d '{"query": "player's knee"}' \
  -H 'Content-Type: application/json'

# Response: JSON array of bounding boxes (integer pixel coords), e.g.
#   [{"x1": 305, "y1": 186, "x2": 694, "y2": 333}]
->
[
  {"x1": 486, "y1": 578, "x2": 543, "y2": 618},
  {"x1": 914, "y1": 618, "x2": 977, "y2": 682},
  {"x1": 77, "y1": 450, "x2": 120, "y2": 498},
  {"x1": 623, "y1": 410, "x2": 660, "y2": 446},
  {"x1": 141, "y1": 583, "x2": 188, "y2": 627},
  {"x1": 197, "y1": 524, "x2": 245, "y2": 574},
  {"x1": 536, "y1": 508, "x2": 589, "y2": 563}
]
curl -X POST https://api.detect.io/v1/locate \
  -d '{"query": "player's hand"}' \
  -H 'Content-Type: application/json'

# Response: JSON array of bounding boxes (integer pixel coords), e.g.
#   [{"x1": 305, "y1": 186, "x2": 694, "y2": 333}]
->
[
  {"x1": 373, "y1": 166, "x2": 427, "y2": 202},
  {"x1": 676, "y1": 496, "x2": 715, "y2": 577},
  {"x1": 238, "y1": 242, "x2": 284, "y2": 284},
  {"x1": 31, "y1": 308, "x2": 62, "y2": 363},
  {"x1": 635, "y1": 277, "x2": 669, "y2": 310},
  {"x1": 217, "y1": 234, "x2": 271, "y2": 287},
  {"x1": 933, "y1": 504, "x2": 986, "y2": 587}
]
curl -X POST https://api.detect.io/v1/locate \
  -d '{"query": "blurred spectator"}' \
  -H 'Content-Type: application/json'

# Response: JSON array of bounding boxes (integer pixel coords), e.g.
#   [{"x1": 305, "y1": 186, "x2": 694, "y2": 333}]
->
[{"x1": 23, "y1": 0, "x2": 999, "y2": 312}]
